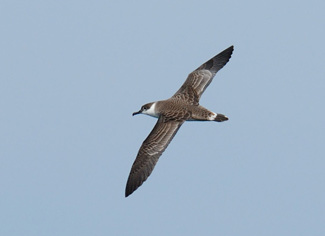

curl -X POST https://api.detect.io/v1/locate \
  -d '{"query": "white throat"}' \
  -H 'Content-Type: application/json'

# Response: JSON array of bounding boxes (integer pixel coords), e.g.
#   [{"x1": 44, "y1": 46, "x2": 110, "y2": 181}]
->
[{"x1": 143, "y1": 102, "x2": 159, "y2": 118}]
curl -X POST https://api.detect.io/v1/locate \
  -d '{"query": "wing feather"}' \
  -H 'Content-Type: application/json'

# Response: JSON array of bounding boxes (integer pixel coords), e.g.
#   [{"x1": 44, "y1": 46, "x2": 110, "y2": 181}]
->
[
  {"x1": 173, "y1": 46, "x2": 233, "y2": 104},
  {"x1": 125, "y1": 116, "x2": 184, "y2": 197}
]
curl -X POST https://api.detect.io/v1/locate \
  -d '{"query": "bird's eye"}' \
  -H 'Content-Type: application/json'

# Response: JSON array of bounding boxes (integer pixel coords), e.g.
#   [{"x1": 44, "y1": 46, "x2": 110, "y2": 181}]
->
[{"x1": 142, "y1": 106, "x2": 147, "y2": 110}]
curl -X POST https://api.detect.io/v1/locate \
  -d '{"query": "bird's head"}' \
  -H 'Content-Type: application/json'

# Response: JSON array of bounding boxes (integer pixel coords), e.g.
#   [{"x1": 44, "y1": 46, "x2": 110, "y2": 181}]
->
[{"x1": 132, "y1": 102, "x2": 158, "y2": 117}]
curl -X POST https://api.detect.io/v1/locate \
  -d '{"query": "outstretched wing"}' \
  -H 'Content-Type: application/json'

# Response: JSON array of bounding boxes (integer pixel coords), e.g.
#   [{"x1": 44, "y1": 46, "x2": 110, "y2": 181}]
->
[
  {"x1": 125, "y1": 116, "x2": 184, "y2": 197},
  {"x1": 173, "y1": 46, "x2": 234, "y2": 105}
]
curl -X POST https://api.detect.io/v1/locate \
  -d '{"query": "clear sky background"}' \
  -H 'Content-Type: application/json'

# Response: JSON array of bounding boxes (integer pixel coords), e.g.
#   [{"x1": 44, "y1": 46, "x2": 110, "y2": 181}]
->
[{"x1": 1, "y1": 1, "x2": 324, "y2": 235}]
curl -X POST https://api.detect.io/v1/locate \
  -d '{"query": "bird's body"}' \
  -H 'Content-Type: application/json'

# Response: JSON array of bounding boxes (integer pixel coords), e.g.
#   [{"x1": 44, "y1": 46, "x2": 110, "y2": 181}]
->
[
  {"x1": 126, "y1": 46, "x2": 234, "y2": 197},
  {"x1": 141, "y1": 99, "x2": 227, "y2": 122}
]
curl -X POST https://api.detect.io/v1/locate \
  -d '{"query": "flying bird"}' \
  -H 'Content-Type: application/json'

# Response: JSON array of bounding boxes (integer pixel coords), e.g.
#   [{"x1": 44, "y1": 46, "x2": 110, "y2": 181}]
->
[{"x1": 125, "y1": 46, "x2": 234, "y2": 197}]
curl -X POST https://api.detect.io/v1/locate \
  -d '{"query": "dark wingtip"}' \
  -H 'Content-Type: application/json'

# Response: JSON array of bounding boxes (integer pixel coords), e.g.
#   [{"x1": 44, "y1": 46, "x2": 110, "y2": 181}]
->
[
  {"x1": 219, "y1": 45, "x2": 234, "y2": 62},
  {"x1": 125, "y1": 176, "x2": 141, "y2": 197},
  {"x1": 125, "y1": 180, "x2": 134, "y2": 197},
  {"x1": 225, "y1": 45, "x2": 234, "y2": 53},
  {"x1": 196, "y1": 45, "x2": 234, "y2": 72},
  {"x1": 125, "y1": 191, "x2": 131, "y2": 198},
  {"x1": 125, "y1": 183, "x2": 140, "y2": 197}
]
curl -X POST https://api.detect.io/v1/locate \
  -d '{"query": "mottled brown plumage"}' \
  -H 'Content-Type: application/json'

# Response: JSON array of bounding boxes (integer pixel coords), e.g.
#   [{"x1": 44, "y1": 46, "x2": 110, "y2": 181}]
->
[{"x1": 126, "y1": 46, "x2": 234, "y2": 197}]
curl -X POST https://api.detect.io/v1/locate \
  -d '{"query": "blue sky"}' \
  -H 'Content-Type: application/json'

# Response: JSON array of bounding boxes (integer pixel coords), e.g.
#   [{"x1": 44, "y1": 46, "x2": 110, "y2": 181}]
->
[{"x1": 1, "y1": 1, "x2": 324, "y2": 235}]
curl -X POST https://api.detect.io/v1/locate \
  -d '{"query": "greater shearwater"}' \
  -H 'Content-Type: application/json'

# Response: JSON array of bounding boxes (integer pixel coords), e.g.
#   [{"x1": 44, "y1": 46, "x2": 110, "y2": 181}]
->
[{"x1": 125, "y1": 46, "x2": 234, "y2": 197}]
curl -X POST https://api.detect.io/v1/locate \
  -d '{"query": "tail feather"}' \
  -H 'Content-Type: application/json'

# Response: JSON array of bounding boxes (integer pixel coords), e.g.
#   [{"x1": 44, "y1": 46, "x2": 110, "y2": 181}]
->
[{"x1": 214, "y1": 113, "x2": 228, "y2": 122}]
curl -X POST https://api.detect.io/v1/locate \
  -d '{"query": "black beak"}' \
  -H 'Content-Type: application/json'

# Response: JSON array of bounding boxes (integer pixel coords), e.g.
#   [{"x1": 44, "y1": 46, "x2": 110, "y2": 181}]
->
[{"x1": 132, "y1": 110, "x2": 141, "y2": 116}]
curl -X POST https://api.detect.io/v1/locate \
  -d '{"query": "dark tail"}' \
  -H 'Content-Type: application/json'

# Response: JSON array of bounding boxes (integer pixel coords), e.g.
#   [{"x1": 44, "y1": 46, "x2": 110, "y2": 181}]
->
[{"x1": 215, "y1": 113, "x2": 228, "y2": 122}]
